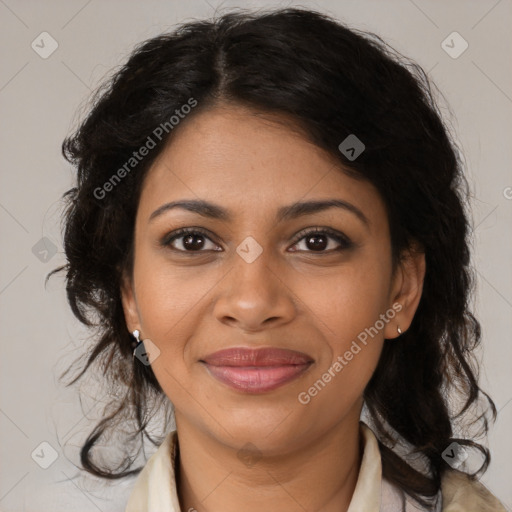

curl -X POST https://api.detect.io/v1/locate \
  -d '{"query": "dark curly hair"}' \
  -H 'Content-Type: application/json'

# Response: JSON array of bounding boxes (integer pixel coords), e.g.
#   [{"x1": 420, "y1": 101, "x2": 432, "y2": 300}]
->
[{"x1": 48, "y1": 6, "x2": 497, "y2": 508}]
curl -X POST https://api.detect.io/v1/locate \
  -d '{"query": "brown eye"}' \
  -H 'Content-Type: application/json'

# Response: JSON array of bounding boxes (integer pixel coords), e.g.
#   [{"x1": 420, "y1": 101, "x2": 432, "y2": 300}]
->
[
  {"x1": 304, "y1": 233, "x2": 329, "y2": 251},
  {"x1": 161, "y1": 228, "x2": 221, "y2": 252},
  {"x1": 289, "y1": 228, "x2": 353, "y2": 253}
]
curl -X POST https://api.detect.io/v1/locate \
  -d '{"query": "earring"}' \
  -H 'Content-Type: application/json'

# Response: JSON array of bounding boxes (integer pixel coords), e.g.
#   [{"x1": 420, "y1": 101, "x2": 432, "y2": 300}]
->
[
  {"x1": 397, "y1": 326, "x2": 403, "y2": 335},
  {"x1": 132, "y1": 329, "x2": 144, "y2": 360}
]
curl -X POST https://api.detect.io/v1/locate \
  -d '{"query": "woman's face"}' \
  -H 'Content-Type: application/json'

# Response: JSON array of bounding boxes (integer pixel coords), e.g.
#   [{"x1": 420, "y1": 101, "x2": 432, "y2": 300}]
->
[{"x1": 122, "y1": 104, "x2": 424, "y2": 455}]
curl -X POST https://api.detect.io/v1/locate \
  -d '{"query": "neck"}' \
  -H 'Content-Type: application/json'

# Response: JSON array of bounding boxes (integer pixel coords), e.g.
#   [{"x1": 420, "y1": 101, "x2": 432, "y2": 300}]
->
[{"x1": 174, "y1": 406, "x2": 363, "y2": 512}]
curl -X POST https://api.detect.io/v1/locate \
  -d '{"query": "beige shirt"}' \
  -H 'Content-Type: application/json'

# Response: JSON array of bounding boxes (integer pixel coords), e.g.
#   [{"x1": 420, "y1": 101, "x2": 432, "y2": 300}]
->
[{"x1": 125, "y1": 423, "x2": 506, "y2": 512}]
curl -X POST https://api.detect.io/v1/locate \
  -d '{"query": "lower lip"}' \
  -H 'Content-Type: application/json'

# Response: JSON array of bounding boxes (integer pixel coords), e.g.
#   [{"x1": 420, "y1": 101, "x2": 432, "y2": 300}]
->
[{"x1": 203, "y1": 363, "x2": 313, "y2": 393}]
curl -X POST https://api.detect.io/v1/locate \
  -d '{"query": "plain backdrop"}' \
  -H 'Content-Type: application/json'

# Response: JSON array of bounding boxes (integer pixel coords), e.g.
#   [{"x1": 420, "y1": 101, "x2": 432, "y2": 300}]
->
[{"x1": 0, "y1": 0, "x2": 511, "y2": 510}]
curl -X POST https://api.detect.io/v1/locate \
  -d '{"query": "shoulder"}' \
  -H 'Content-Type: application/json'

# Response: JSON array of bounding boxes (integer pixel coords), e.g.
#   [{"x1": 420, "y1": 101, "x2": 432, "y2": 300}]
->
[{"x1": 441, "y1": 469, "x2": 507, "y2": 512}]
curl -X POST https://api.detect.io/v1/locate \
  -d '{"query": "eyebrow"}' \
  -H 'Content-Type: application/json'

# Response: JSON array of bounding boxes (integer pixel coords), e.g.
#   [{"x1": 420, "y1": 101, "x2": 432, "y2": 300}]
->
[{"x1": 149, "y1": 198, "x2": 370, "y2": 227}]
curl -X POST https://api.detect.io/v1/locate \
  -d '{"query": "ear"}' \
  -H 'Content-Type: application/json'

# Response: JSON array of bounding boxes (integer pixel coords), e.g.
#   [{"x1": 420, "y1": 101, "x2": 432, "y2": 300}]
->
[
  {"x1": 384, "y1": 242, "x2": 426, "y2": 340},
  {"x1": 120, "y1": 269, "x2": 141, "y2": 335}
]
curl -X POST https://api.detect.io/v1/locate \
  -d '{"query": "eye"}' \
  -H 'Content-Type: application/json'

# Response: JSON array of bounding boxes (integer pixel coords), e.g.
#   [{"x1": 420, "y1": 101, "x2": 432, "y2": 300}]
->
[
  {"x1": 289, "y1": 227, "x2": 353, "y2": 253},
  {"x1": 161, "y1": 227, "x2": 221, "y2": 253},
  {"x1": 161, "y1": 226, "x2": 353, "y2": 254}
]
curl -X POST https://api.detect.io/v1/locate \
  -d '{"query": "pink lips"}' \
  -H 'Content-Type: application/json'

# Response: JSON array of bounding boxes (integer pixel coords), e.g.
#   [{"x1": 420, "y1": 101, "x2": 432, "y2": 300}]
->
[{"x1": 201, "y1": 347, "x2": 314, "y2": 393}]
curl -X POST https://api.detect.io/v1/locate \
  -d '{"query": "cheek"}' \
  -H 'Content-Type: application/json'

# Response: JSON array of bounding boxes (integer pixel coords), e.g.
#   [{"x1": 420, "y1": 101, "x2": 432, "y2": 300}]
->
[
  {"x1": 297, "y1": 276, "x2": 386, "y2": 419},
  {"x1": 299, "y1": 341, "x2": 382, "y2": 425},
  {"x1": 133, "y1": 250, "x2": 213, "y2": 343},
  {"x1": 294, "y1": 250, "x2": 390, "y2": 402},
  {"x1": 132, "y1": 262, "x2": 201, "y2": 401},
  {"x1": 297, "y1": 253, "x2": 392, "y2": 347}
]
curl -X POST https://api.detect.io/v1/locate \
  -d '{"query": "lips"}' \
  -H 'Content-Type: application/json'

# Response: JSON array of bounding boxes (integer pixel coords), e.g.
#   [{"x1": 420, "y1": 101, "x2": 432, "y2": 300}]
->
[
  {"x1": 202, "y1": 347, "x2": 314, "y2": 366},
  {"x1": 200, "y1": 347, "x2": 314, "y2": 393}
]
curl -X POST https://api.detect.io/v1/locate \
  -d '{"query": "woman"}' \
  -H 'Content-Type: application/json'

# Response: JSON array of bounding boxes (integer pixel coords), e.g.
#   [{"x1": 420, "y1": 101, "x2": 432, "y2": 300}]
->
[{"x1": 50, "y1": 7, "x2": 507, "y2": 511}]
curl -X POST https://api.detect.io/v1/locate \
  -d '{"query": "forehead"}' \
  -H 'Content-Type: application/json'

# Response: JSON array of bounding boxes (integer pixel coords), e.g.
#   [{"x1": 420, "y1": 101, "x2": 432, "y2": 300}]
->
[{"x1": 137, "y1": 105, "x2": 387, "y2": 229}]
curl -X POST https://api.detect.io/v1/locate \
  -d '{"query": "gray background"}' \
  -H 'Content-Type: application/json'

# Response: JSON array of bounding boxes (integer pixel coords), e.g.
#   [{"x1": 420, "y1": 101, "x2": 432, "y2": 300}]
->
[{"x1": 0, "y1": 0, "x2": 511, "y2": 510}]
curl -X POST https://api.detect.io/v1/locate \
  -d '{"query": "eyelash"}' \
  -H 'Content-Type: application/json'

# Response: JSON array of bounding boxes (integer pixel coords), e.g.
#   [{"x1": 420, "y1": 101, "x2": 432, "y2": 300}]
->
[{"x1": 160, "y1": 226, "x2": 353, "y2": 254}]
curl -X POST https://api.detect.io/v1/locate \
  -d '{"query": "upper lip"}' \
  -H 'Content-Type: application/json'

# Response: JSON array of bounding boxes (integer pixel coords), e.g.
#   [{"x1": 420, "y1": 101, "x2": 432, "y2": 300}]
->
[{"x1": 201, "y1": 347, "x2": 314, "y2": 367}]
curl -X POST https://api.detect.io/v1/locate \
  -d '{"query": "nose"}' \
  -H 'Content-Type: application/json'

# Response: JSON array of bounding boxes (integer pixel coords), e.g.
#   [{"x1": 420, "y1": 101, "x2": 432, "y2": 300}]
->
[{"x1": 212, "y1": 250, "x2": 296, "y2": 333}]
